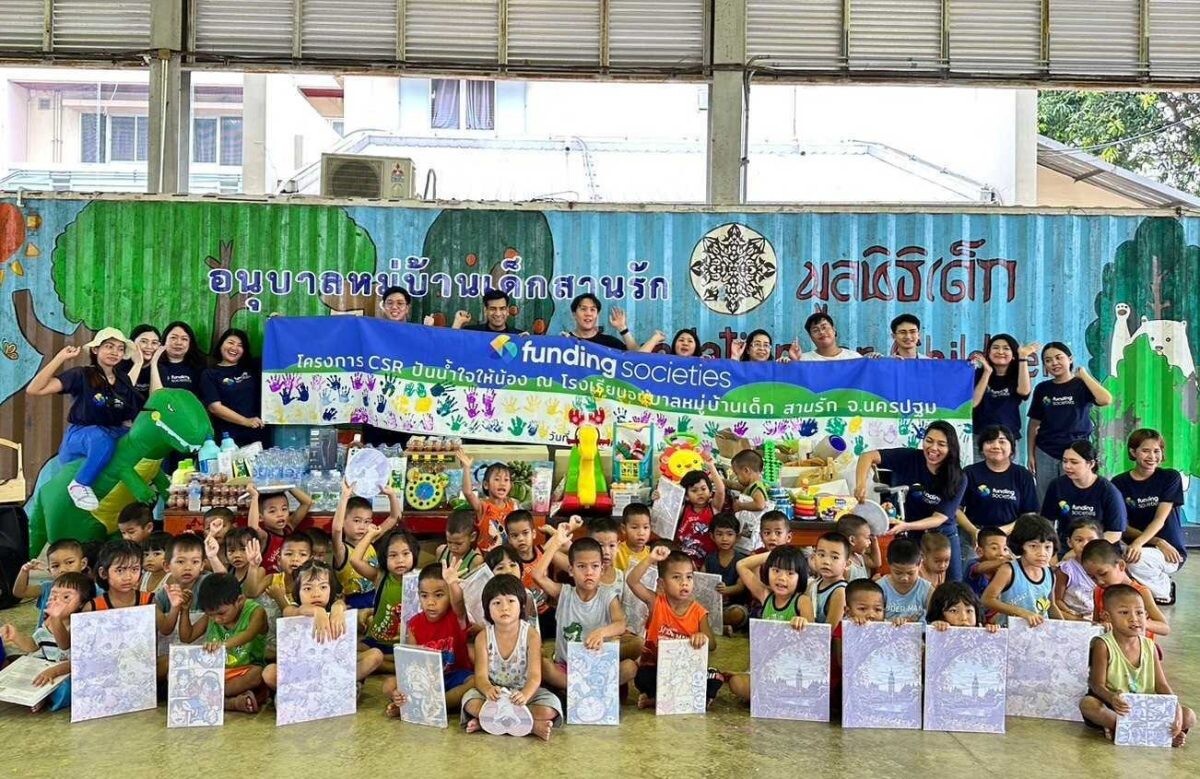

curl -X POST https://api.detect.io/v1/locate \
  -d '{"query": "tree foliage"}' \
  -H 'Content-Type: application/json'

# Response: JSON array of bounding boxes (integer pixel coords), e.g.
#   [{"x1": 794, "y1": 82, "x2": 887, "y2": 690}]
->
[{"x1": 1038, "y1": 91, "x2": 1200, "y2": 195}]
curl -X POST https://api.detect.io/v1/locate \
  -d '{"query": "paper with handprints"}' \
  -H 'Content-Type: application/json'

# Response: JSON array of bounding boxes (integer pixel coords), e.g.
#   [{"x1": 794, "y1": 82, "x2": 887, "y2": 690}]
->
[
  {"x1": 1114, "y1": 693, "x2": 1177, "y2": 748},
  {"x1": 841, "y1": 621, "x2": 923, "y2": 730},
  {"x1": 70, "y1": 605, "x2": 157, "y2": 723},
  {"x1": 749, "y1": 619, "x2": 831, "y2": 722},
  {"x1": 923, "y1": 626, "x2": 1007, "y2": 734},
  {"x1": 276, "y1": 611, "x2": 357, "y2": 726},
  {"x1": 167, "y1": 644, "x2": 226, "y2": 728},
  {"x1": 393, "y1": 646, "x2": 447, "y2": 728},
  {"x1": 655, "y1": 639, "x2": 708, "y2": 716},
  {"x1": 1006, "y1": 620, "x2": 1102, "y2": 721},
  {"x1": 567, "y1": 641, "x2": 619, "y2": 725}
]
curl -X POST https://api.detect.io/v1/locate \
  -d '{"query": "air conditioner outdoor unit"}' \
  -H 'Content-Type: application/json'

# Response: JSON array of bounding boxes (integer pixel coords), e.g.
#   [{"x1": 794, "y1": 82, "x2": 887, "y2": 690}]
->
[{"x1": 320, "y1": 154, "x2": 414, "y2": 199}]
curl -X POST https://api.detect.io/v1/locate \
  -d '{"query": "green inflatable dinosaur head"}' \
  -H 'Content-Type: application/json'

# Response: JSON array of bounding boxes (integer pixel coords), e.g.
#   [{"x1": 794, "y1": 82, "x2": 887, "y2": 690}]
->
[{"x1": 27, "y1": 389, "x2": 215, "y2": 555}]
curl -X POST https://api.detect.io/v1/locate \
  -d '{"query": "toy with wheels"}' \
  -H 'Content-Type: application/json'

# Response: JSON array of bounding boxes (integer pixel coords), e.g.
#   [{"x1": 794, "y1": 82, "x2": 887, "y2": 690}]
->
[
  {"x1": 658, "y1": 432, "x2": 712, "y2": 482},
  {"x1": 27, "y1": 389, "x2": 214, "y2": 555},
  {"x1": 559, "y1": 423, "x2": 613, "y2": 515}
]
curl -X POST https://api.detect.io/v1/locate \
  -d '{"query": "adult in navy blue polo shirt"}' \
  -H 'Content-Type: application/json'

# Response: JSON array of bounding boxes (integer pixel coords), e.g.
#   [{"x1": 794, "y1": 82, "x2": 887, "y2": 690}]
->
[
  {"x1": 1026, "y1": 342, "x2": 1113, "y2": 501},
  {"x1": 1112, "y1": 428, "x2": 1187, "y2": 603},
  {"x1": 119, "y1": 324, "x2": 161, "y2": 400},
  {"x1": 150, "y1": 321, "x2": 207, "y2": 396},
  {"x1": 1040, "y1": 440, "x2": 1126, "y2": 548},
  {"x1": 200, "y1": 328, "x2": 265, "y2": 447},
  {"x1": 854, "y1": 420, "x2": 968, "y2": 582},
  {"x1": 972, "y1": 334, "x2": 1038, "y2": 456},
  {"x1": 959, "y1": 425, "x2": 1039, "y2": 538}
]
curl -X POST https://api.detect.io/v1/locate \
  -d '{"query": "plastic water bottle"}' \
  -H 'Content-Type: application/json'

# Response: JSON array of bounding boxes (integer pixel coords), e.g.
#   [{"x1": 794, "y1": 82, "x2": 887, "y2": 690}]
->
[
  {"x1": 187, "y1": 479, "x2": 202, "y2": 512},
  {"x1": 218, "y1": 433, "x2": 237, "y2": 478},
  {"x1": 198, "y1": 437, "x2": 220, "y2": 475},
  {"x1": 308, "y1": 470, "x2": 326, "y2": 511},
  {"x1": 327, "y1": 470, "x2": 342, "y2": 511},
  {"x1": 220, "y1": 432, "x2": 237, "y2": 453}
]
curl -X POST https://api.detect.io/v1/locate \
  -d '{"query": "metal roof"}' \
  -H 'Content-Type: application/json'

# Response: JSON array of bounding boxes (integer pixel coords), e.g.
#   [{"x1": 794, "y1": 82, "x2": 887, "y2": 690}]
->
[{"x1": 1037, "y1": 135, "x2": 1200, "y2": 209}]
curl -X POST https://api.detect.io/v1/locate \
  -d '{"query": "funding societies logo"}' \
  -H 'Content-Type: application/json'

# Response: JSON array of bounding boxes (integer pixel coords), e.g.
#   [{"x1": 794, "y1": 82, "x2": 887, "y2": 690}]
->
[{"x1": 490, "y1": 334, "x2": 519, "y2": 362}]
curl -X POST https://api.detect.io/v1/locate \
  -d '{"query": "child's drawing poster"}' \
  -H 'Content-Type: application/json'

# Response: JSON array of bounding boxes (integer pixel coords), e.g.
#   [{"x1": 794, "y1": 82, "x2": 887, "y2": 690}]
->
[
  {"x1": 1006, "y1": 620, "x2": 1102, "y2": 721},
  {"x1": 923, "y1": 626, "x2": 1007, "y2": 734},
  {"x1": 275, "y1": 611, "x2": 357, "y2": 726},
  {"x1": 1114, "y1": 694, "x2": 1178, "y2": 748},
  {"x1": 400, "y1": 571, "x2": 420, "y2": 642},
  {"x1": 567, "y1": 641, "x2": 620, "y2": 726},
  {"x1": 393, "y1": 646, "x2": 447, "y2": 728},
  {"x1": 655, "y1": 639, "x2": 708, "y2": 716},
  {"x1": 841, "y1": 621, "x2": 923, "y2": 730},
  {"x1": 460, "y1": 565, "x2": 495, "y2": 628},
  {"x1": 623, "y1": 567, "x2": 658, "y2": 638},
  {"x1": 749, "y1": 619, "x2": 831, "y2": 722},
  {"x1": 650, "y1": 479, "x2": 685, "y2": 541},
  {"x1": 693, "y1": 571, "x2": 724, "y2": 633},
  {"x1": 167, "y1": 644, "x2": 226, "y2": 728},
  {"x1": 70, "y1": 605, "x2": 157, "y2": 723}
]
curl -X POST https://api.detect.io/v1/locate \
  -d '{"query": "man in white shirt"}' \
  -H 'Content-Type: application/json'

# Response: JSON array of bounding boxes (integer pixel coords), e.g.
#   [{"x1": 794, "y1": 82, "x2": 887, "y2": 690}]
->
[
  {"x1": 890, "y1": 313, "x2": 929, "y2": 359},
  {"x1": 799, "y1": 312, "x2": 863, "y2": 361}
]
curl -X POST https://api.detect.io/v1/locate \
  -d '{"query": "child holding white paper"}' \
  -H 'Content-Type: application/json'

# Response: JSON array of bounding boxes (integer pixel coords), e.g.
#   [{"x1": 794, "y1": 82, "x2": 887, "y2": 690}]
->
[
  {"x1": 262, "y1": 560, "x2": 383, "y2": 690},
  {"x1": 354, "y1": 526, "x2": 421, "y2": 667},
  {"x1": 461, "y1": 574, "x2": 563, "y2": 741},
  {"x1": 186, "y1": 573, "x2": 268, "y2": 713},
  {"x1": 1080, "y1": 583, "x2": 1194, "y2": 747},
  {"x1": 0, "y1": 571, "x2": 94, "y2": 712},
  {"x1": 675, "y1": 463, "x2": 727, "y2": 565},
  {"x1": 926, "y1": 581, "x2": 1000, "y2": 633},
  {"x1": 727, "y1": 545, "x2": 809, "y2": 702}
]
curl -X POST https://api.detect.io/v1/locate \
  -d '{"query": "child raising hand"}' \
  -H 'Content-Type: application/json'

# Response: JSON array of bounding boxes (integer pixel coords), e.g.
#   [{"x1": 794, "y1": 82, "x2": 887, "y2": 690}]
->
[{"x1": 456, "y1": 451, "x2": 519, "y2": 552}]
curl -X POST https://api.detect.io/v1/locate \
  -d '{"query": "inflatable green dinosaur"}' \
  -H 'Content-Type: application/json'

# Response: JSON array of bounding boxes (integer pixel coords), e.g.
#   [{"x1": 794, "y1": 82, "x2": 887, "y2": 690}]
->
[{"x1": 27, "y1": 389, "x2": 214, "y2": 555}]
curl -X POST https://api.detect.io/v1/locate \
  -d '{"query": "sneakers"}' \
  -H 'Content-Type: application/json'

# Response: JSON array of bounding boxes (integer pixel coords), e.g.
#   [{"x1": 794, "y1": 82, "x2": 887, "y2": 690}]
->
[{"x1": 67, "y1": 480, "x2": 99, "y2": 510}]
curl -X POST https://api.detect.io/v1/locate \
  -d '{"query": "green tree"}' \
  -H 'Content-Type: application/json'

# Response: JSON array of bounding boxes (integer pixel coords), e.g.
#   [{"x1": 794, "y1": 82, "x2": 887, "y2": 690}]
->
[
  {"x1": 51, "y1": 201, "x2": 377, "y2": 350},
  {"x1": 1038, "y1": 91, "x2": 1200, "y2": 195},
  {"x1": 416, "y1": 210, "x2": 555, "y2": 334}
]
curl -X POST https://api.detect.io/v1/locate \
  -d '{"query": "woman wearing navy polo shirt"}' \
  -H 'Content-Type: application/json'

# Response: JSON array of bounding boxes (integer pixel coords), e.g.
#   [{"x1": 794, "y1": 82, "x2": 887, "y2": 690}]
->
[
  {"x1": 1112, "y1": 428, "x2": 1187, "y2": 604},
  {"x1": 1040, "y1": 440, "x2": 1126, "y2": 547},
  {"x1": 149, "y1": 321, "x2": 207, "y2": 396},
  {"x1": 200, "y1": 328, "x2": 265, "y2": 446},
  {"x1": 971, "y1": 334, "x2": 1038, "y2": 458},
  {"x1": 854, "y1": 420, "x2": 968, "y2": 582},
  {"x1": 957, "y1": 425, "x2": 1039, "y2": 540},
  {"x1": 1027, "y1": 342, "x2": 1112, "y2": 500},
  {"x1": 26, "y1": 328, "x2": 143, "y2": 510}
]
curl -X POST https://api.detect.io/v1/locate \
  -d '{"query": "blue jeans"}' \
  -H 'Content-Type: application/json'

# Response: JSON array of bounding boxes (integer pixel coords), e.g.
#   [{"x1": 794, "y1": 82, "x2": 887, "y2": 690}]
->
[
  {"x1": 59, "y1": 425, "x2": 127, "y2": 486},
  {"x1": 1034, "y1": 447, "x2": 1063, "y2": 505}
]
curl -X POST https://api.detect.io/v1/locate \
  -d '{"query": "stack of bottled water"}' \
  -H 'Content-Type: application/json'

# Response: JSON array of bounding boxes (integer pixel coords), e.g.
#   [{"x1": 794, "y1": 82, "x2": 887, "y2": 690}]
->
[
  {"x1": 302, "y1": 469, "x2": 343, "y2": 512},
  {"x1": 252, "y1": 447, "x2": 309, "y2": 487}
]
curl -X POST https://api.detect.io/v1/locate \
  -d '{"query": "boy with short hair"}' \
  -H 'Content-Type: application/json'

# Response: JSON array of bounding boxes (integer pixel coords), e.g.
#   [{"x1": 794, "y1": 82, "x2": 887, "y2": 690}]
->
[
  {"x1": 628, "y1": 546, "x2": 720, "y2": 710},
  {"x1": 203, "y1": 506, "x2": 236, "y2": 570},
  {"x1": 1080, "y1": 584, "x2": 1194, "y2": 747},
  {"x1": 966, "y1": 527, "x2": 1010, "y2": 598},
  {"x1": 247, "y1": 482, "x2": 313, "y2": 575},
  {"x1": 0, "y1": 571, "x2": 94, "y2": 712},
  {"x1": 844, "y1": 578, "x2": 887, "y2": 625},
  {"x1": 802, "y1": 532, "x2": 850, "y2": 626},
  {"x1": 590, "y1": 516, "x2": 645, "y2": 662},
  {"x1": 1081, "y1": 539, "x2": 1170, "y2": 638},
  {"x1": 919, "y1": 531, "x2": 953, "y2": 587},
  {"x1": 756, "y1": 510, "x2": 792, "y2": 553},
  {"x1": 332, "y1": 479, "x2": 401, "y2": 609},
  {"x1": 13, "y1": 538, "x2": 89, "y2": 626},
  {"x1": 615, "y1": 503, "x2": 653, "y2": 572},
  {"x1": 532, "y1": 519, "x2": 636, "y2": 693},
  {"x1": 184, "y1": 573, "x2": 268, "y2": 713},
  {"x1": 153, "y1": 532, "x2": 213, "y2": 676},
  {"x1": 875, "y1": 538, "x2": 934, "y2": 622},
  {"x1": 117, "y1": 502, "x2": 154, "y2": 545},
  {"x1": 142, "y1": 531, "x2": 173, "y2": 592},
  {"x1": 704, "y1": 513, "x2": 747, "y2": 633},
  {"x1": 730, "y1": 450, "x2": 769, "y2": 512},
  {"x1": 506, "y1": 510, "x2": 557, "y2": 636},
  {"x1": 836, "y1": 514, "x2": 880, "y2": 581}
]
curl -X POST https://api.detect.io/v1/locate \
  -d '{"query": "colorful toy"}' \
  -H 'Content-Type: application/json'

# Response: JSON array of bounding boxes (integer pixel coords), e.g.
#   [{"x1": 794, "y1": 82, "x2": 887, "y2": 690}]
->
[
  {"x1": 658, "y1": 433, "x2": 711, "y2": 483},
  {"x1": 612, "y1": 422, "x2": 653, "y2": 485},
  {"x1": 559, "y1": 422, "x2": 613, "y2": 515},
  {"x1": 405, "y1": 470, "x2": 447, "y2": 511},
  {"x1": 27, "y1": 389, "x2": 214, "y2": 555},
  {"x1": 402, "y1": 451, "x2": 460, "y2": 512},
  {"x1": 762, "y1": 440, "x2": 781, "y2": 486}
]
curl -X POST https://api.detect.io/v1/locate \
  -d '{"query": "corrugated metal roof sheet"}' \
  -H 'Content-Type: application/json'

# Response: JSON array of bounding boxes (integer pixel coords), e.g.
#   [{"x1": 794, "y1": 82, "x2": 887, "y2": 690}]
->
[{"x1": 1036, "y1": 135, "x2": 1200, "y2": 208}]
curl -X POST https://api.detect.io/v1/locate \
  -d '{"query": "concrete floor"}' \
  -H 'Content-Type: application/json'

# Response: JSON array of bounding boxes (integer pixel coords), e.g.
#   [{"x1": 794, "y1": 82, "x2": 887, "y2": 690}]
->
[{"x1": 1, "y1": 566, "x2": 1197, "y2": 779}]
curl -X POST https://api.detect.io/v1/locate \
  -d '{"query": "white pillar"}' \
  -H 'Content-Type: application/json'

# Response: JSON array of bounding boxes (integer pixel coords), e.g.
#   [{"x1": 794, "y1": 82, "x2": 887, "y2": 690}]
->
[
  {"x1": 707, "y1": 0, "x2": 747, "y2": 206},
  {"x1": 241, "y1": 74, "x2": 268, "y2": 195},
  {"x1": 1013, "y1": 89, "x2": 1038, "y2": 206}
]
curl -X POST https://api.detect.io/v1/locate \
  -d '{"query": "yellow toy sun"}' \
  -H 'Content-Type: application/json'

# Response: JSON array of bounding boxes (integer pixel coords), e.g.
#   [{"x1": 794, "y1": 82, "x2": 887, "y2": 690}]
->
[{"x1": 658, "y1": 432, "x2": 711, "y2": 482}]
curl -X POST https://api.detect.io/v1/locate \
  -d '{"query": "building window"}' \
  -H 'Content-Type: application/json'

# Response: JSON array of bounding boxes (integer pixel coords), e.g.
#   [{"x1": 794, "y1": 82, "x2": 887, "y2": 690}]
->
[
  {"x1": 192, "y1": 116, "x2": 243, "y2": 165},
  {"x1": 80, "y1": 113, "x2": 148, "y2": 162},
  {"x1": 431, "y1": 79, "x2": 494, "y2": 131}
]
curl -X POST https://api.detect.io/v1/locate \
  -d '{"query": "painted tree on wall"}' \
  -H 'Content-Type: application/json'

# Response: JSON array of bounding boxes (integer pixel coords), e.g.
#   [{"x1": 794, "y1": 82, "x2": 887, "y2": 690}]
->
[
  {"x1": 415, "y1": 209, "x2": 555, "y2": 334},
  {"x1": 51, "y1": 201, "x2": 377, "y2": 351}
]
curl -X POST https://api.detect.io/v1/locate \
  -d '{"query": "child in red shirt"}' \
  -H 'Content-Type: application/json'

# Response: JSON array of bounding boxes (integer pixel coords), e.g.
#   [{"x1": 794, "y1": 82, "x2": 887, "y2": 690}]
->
[{"x1": 675, "y1": 463, "x2": 726, "y2": 566}]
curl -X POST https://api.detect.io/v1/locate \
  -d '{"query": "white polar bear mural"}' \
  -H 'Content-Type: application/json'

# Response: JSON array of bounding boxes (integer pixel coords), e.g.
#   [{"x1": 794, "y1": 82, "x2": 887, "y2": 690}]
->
[{"x1": 1109, "y1": 302, "x2": 1196, "y2": 380}]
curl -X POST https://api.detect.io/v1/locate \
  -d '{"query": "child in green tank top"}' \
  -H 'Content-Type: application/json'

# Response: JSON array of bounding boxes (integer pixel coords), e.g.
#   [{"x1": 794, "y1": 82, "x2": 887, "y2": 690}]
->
[{"x1": 726, "y1": 546, "x2": 810, "y2": 703}]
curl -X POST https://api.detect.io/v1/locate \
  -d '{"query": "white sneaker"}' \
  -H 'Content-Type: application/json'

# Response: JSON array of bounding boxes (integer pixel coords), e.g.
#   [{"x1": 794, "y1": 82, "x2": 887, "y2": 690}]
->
[{"x1": 68, "y1": 480, "x2": 99, "y2": 510}]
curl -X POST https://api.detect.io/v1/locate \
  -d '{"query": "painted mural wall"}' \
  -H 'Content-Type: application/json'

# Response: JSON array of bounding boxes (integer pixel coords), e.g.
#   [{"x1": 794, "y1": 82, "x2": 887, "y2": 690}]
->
[{"x1": 0, "y1": 196, "x2": 1196, "y2": 523}]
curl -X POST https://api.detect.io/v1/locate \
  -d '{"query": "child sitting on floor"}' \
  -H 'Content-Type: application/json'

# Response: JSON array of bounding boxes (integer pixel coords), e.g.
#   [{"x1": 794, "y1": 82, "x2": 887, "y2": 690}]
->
[
  {"x1": 532, "y1": 519, "x2": 637, "y2": 694},
  {"x1": 457, "y1": 451, "x2": 519, "y2": 552},
  {"x1": 12, "y1": 538, "x2": 89, "y2": 627},
  {"x1": 802, "y1": 532, "x2": 850, "y2": 626},
  {"x1": 1080, "y1": 583, "x2": 1194, "y2": 747},
  {"x1": 247, "y1": 482, "x2": 313, "y2": 575},
  {"x1": 983, "y1": 513, "x2": 1062, "y2": 626},
  {"x1": 505, "y1": 510, "x2": 558, "y2": 637},
  {"x1": 153, "y1": 533, "x2": 212, "y2": 678},
  {"x1": 117, "y1": 502, "x2": 154, "y2": 546},
  {"x1": 262, "y1": 560, "x2": 383, "y2": 689},
  {"x1": 84, "y1": 541, "x2": 181, "y2": 633},
  {"x1": 927, "y1": 581, "x2": 1000, "y2": 633},
  {"x1": 384, "y1": 562, "x2": 476, "y2": 718},
  {"x1": 141, "y1": 532, "x2": 172, "y2": 592},
  {"x1": 876, "y1": 538, "x2": 934, "y2": 623},
  {"x1": 483, "y1": 545, "x2": 539, "y2": 626},
  {"x1": 332, "y1": 479, "x2": 401, "y2": 610},
  {"x1": 727, "y1": 545, "x2": 808, "y2": 702},
  {"x1": 705, "y1": 513, "x2": 748, "y2": 633},
  {"x1": 614, "y1": 503, "x2": 653, "y2": 572},
  {"x1": 355, "y1": 526, "x2": 421, "y2": 669},
  {"x1": 756, "y1": 511, "x2": 793, "y2": 554},
  {"x1": 436, "y1": 509, "x2": 485, "y2": 576},
  {"x1": 628, "y1": 546, "x2": 720, "y2": 710},
  {"x1": 836, "y1": 513, "x2": 881, "y2": 581},
  {"x1": 0, "y1": 571, "x2": 94, "y2": 712},
  {"x1": 461, "y1": 574, "x2": 563, "y2": 741},
  {"x1": 185, "y1": 573, "x2": 268, "y2": 714},
  {"x1": 1080, "y1": 539, "x2": 1170, "y2": 638},
  {"x1": 919, "y1": 531, "x2": 953, "y2": 587},
  {"x1": 1055, "y1": 519, "x2": 1104, "y2": 620}
]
